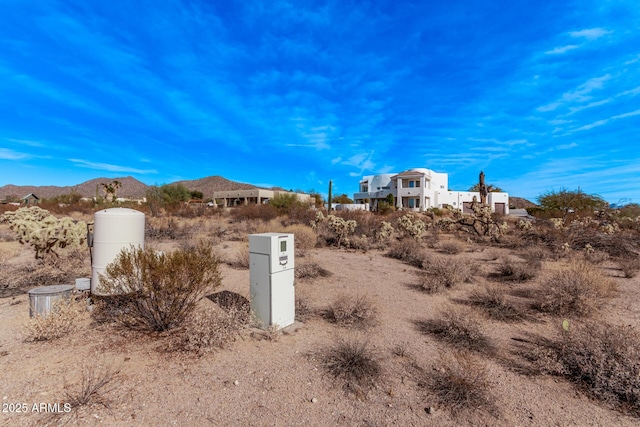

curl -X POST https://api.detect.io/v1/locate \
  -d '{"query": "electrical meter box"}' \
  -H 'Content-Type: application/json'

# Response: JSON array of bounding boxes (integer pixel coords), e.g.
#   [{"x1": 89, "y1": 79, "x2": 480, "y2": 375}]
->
[{"x1": 249, "y1": 233, "x2": 295, "y2": 330}]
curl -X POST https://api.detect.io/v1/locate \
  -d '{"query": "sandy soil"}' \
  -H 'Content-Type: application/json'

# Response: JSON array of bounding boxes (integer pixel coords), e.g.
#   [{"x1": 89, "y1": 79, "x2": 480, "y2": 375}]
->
[{"x1": 1, "y1": 238, "x2": 640, "y2": 427}]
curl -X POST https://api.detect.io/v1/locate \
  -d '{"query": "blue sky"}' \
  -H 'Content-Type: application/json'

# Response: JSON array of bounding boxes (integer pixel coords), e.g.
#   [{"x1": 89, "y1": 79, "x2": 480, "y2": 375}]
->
[{"x1": 1, "y1": 1, "x2": 639, "y2": 203}]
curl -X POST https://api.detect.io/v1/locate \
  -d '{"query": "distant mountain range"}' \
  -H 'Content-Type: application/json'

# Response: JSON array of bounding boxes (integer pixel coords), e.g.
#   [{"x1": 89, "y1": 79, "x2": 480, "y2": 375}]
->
[
  {"x1": 0, "y1": 176, "x2": 538, "y2": 207},
  {"x1": 0, "y1": 175, "x2": 259, "y2": 200}
]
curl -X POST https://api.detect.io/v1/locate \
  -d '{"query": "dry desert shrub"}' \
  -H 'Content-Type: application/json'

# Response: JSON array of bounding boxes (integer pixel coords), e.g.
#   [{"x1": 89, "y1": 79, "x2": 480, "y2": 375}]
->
[
  {"x1": 295, "y1": 293, "x2": 314, "y2": 322},
  {"x1": 24, "y1": 297, "x2": 86, "y2": 342},
  {"x1": 584, "y1": 249, "x2": 610, "y2": 264},
  {"x1": 534, "y1": 261, "x2": 617, "y2": 317},
  {"x1": 145, "y1": 217, "x2": 189, "y2": 241},
  {"x1": 618, "y1": 256, "x2": 640, "y2": 278},
  {"x1": 496, "y1": 257, "x2": 541, "y2": 282},
  {"x1": 523, "y1": 322, "x2": 640, "y2": 416},
  {"x1": 415, "y1": 308, "x2": 494, "y2": 354},
  {"x1": 97, "y1": 243, "x2": 222, "y2": 332},
  {"x1": 483, "y1": 248, "x2": 502, "y2": 261},
  {"x1": 64, "y1": 364, "x2": 121, "y2": 409},
  {"x1": 418, "y1": 254, "x2": 477, "y2": 293},
  {"x1": 346, "y1": 234, "x2": 372, "y2": 250},
  {"x1": 438, "y1": 240, "x2": 465, "y2": 254},
  {"x1": 518, "y1": 243, "x2": 554, "y2": 262},
  {"x1": 230, "y1": 203, "x2": 278, "y2": 222},
  {"x1": 324, "y1": 294, "x2": 378, "y2": 329},
  {"x1": 282, "y1": 224, "x2": 317, "y2": 250},
  {"x1": 207, "y1": 290, "x2": 250, "y2": 312},
  {"x1": 468, "y1": 286, "x2": 525, "y2": 322},
  {"x1": 427, "y1": 351, "x2": 497, "y2": 418},
  {"x1": 386, "y1": 238, "x2": 424, "y2": 268},
  {"x1": 229, "y1": 243, "x2": 250, "y2": 269},
  {"x1": 295, "y1": 257, "x2": 331, "y2": 280},
  {"x1": 173, "y1": 305, "x2": 249, "y2": 354},
  {"x1": 319, "y1": 336, "x2": 382, "y2": 393},
  {"x1": 0, "y1": 241, "x2": 21, "y2": 263},
  {"x1": 250, "y1": 222, "x2": 317, "y2": 253}
]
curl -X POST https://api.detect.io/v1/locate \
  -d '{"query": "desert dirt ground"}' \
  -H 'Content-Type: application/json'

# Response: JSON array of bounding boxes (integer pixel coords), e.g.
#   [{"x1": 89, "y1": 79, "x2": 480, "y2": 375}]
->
[{"x1": 1, "y1": 216, "x2": 640, "y2": 427}]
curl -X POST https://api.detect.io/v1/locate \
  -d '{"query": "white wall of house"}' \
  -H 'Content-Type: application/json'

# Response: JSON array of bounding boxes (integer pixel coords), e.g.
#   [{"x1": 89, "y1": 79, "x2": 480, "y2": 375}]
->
[{"x1": 354, "y1": 168, "x2": 509, "y2": 214}]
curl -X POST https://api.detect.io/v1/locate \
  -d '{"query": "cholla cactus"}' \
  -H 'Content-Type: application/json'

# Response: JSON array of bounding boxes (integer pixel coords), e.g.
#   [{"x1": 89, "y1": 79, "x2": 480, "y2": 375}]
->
[
  {"x1": 601, "y1": 222, "x2": 619, "y2": 234},
  {"x1": 550, "y1": 218, "x2": 565, "y2": 229},
  {"x1": 517, "y1": 219, "x2": 532, "y2": 231},
  {"x1": 326, "y1": 215, "x2": 357, "y2": 248},
  {"x1": 1, "y1": 207, "x2": 87, "y2": 259},
  {"x1": 377, "y1": 221, "x2": 394, "y2": 241},
  {"x1": 584, "y1": 244, "x2": 594, "y2": 254},
  {"x1": 435, "y1": 216, "x2": 456, "y2": 231},
  {"x1": 397, "y1": 214, "x2": 427, "y2": 240},
  {"x1": 450, "y1": 202, "x2": 506, "y2": 239},
  {"x1": 309, "y1": 210, "x2": 325, "y2": 230}
]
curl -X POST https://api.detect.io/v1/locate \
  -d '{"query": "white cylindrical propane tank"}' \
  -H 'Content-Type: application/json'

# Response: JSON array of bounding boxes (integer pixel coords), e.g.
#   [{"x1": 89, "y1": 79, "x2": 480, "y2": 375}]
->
[{"x1": 91, "y1": 208, "x2": 145, "y2": 295}]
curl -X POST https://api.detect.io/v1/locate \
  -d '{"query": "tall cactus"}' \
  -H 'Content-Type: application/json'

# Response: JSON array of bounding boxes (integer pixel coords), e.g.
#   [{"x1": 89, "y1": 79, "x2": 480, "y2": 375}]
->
[
  {"x1": 328, "y1": 180, "x2": 332, "y2": 212},
  {"x1": 479, "y1": 171, "x2": 488, "y2": 205}
]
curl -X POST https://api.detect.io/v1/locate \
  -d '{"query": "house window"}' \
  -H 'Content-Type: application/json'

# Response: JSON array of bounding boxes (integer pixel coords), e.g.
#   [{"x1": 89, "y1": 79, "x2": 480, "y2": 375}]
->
[
  {"x1": 362, "y1": 186, "x2": 368, "y2": 192},
  {"x1": 415, "y1": 180, "x2": 421, "y2": 187},
  {"x1": 408, "y1": 198, "x2": 415, "y2": 208},
  {"x1": 409, "y1": 181, "x2": 415, "y2": 188}
]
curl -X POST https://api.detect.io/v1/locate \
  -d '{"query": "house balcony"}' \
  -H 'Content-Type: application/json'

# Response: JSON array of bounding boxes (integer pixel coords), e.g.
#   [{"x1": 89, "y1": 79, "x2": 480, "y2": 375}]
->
[{"x1": 353, "y1": 190, "x2": 392, "y2": 201}]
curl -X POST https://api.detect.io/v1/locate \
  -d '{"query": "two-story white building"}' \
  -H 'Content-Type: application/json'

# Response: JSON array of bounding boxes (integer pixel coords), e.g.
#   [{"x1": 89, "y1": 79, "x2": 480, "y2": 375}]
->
[{"x1": 354, "y1": 168, "x2": 509, "y2": 214}]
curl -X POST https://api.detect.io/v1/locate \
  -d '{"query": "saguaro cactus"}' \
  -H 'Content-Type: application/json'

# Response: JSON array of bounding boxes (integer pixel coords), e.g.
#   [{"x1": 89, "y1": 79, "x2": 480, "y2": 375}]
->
[
  {"x1": 479, "y1": 171, "x2": 488, "y2": 205},
  {"x1": 328, "y1": 180, "x2": 333, "y2": 212}
]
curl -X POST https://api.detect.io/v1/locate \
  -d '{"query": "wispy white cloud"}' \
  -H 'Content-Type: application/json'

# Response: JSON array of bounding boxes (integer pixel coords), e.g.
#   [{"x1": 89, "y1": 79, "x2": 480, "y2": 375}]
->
[
  {"x1": 68, "y1": 159, "x2": 158, "y2": 174},
  {"x1": 568, "y1": 109, "x2": 640, "y2": 133},
  {"x1": 612, "y1": 109, "x2": 640, "y2": 120},
  {"x1": 0, "y1": 148, "x2": 30, "y2": 160},
  {"x1": 538, "y1": 75, "x2": 611, "y2": 112},
  {"x1": 7, "y1": 138, "x2": 45, "y2": 147},
  {"x1": 545, "y1": 45, "x2": 580, "y2": 55},
  {"x1": 569, "y1": 28, "x2": 612, "y2": 40}
]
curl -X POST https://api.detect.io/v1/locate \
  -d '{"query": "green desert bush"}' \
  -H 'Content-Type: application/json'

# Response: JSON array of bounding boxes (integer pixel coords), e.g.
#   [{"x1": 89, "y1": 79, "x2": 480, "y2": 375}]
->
[
  {"x1": 415, "y1": 308, "x2": 494, "y2": 353},
  {"x1": 323, "y1": 294, "x2": 378, "y2": 329},
  {"x1": 319, "y1": 336, "x2": 382, "y2": 393},
  {"x1": 534, "y1": 261, "x2": 617, "y2": 317},
  {"x1": 418, "y1": 254, "x2": 477, "y2": 293},
  {"x1": 97, "y1": 243, "x2": 222, "y2": 332}
]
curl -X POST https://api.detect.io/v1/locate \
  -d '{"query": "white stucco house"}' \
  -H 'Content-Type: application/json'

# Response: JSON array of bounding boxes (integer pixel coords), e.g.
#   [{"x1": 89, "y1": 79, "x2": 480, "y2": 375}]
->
[{"x1": 354, "y1": 168, "x2": 509, "y2": 214}]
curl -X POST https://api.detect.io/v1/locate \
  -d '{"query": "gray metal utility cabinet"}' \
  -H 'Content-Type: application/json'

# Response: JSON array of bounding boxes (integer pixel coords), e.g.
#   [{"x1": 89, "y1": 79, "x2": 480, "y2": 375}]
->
[{"x1": 249, "y1": 233, "x2": 295, "y2": 330}]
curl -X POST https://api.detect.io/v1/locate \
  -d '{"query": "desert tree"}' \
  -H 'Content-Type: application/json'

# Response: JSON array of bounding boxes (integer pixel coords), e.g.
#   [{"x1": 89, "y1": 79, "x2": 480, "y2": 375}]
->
[{"x1": 537, "y1": 188, "x2": 607, "y2": 222}]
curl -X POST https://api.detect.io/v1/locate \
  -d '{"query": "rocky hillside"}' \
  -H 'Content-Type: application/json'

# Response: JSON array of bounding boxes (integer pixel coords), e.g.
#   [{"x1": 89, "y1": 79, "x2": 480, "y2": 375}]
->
[
  {"x1": 0, "y1": 177, "x2": 148, "y2": 199},
  {"x1": 0, "y1": 175, "x2": 258, "y2": 200},
  {"x1": 509, "y1": 196, "x2": 537, "y2": 209},
  {"x1": 173, "y1": 176, "x2": 257, "y2": 198}
]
